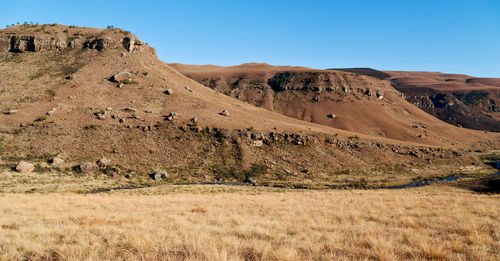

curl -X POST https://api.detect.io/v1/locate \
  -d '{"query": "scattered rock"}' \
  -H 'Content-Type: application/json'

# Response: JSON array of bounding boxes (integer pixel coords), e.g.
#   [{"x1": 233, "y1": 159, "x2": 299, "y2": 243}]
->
[
  {"x1": 4, "y1": 109, "x2": 17, "y2": 115},
  {"x1": 65, "y1": 75, "x2": 74, "y2": 80},
  {"x1": 191, "y1": 117, "x2": 198, "y2": 122},
  {"x1": 97, "y1": 158, "x2": 111, "y2": 168},
  {"x1": 68, "y1": 96, "x2": 76, "y2": 100},
  {"x1": 124, "y1": 107, "x2": 136, "y2": 112},
  {"x1": 50, "y1": 157, "x2": 64, "y2": 166},
  {"x1": 244, "y1": 177, "x2": 257, "y2": 186},
  {"x1": 153, "y1": 170, "x2": 168, "y2": 181},
  {"x1": 78, "y1": 162, "x2": 99, "y2": 173},
  {"x1": 185, "y1": 86, "x2": 193, "y2": 92},
  {"x1": 252, "y1": 140, "x2": 263, "y2": 147},
  {"x1": 111, "y1": 71, "x2": 132, "y2": 83},
  {"x1": 327, "y1": 114, "x2": 336, "y2": 119},
  {"x1": 219, "y1": 109, "x2": 230, "y2": 116},
  {"x1": 16, "y1": 161, "x2": 35, "y2": 173},
  {"x1": 165, "y1": 88, "x2": 174, "y2": 95},
  {"x1": 144, "y1": 110, "x2": 152, "y2": 113},
  {"x1": 312, "y1": 96, "x2": 320, "y2": 102},
  {"x1": 46, "y1": 109, "x2": 55, "y2": 115},
  {"x1": 106, "y1": 107, "x2": 113, "y2": 111}
]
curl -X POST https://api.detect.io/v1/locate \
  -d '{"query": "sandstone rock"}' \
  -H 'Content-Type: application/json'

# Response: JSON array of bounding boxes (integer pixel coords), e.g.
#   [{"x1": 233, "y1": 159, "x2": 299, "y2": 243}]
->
[
  {"x1": 122, "y1": 37, "x2": 135, "y2": 52},
  {"x1": 252, "y1": 140, "x2": 263, "y2": 147},
  {"x1": 4, "y1": 109, "x2": 17, "y2": 115},
  {"x1": 153, "y1": 170, "x2": 168, "y2": 181},
  {"x1": 78, "y1": 162, "x2": 99, "y2": 173},
  {"x1": 244, "y1": 177, "x2": 257, "y2": 186},
  {"x1": 16, "y1": 161, "x2": 35, "y2": 173},
  {"x1": 220, "y1": 109, "x2": 230, "y2": 116},
  {"x1": 97, "y1": 158, "x2": 111, "y2": 168},
  {"x1": 112, "y1": 71, "x2": 132, "y2": 83},
  {"x1": 69, "y1": 38, "x2": 81, "y2": 48},
  {"x1": 165, "y1": 88, "x2": 174, "y2": 95},
  {"x1": 50, "y1": 157, "x2": 64, "y2": 166},
  {"x1": 86, "y1": 38, "x2": 112, "y2": 51}
]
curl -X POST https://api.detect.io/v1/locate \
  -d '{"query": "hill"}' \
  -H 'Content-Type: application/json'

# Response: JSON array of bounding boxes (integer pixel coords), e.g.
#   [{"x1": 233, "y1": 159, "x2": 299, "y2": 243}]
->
[
  {"x1": 0, "y1": 24, "x2": 498, "y2": 187},
  {"x1": 170, "y1": 63, "x2": 496, "y2": 144},
  {"x1": 333, "y1": 68, "x2": 500, "y2": 132}
]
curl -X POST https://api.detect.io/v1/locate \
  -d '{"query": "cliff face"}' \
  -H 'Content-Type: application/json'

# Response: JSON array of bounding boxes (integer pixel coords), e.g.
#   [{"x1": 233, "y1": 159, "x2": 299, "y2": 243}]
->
[{"x1": 0, "y1": 25, "x2": 153, "y2": 54}]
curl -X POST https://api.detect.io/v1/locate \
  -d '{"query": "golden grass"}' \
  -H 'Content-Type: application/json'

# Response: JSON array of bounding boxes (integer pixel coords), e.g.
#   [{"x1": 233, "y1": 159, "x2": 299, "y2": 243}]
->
[{"x1": 0, "y1": 187, "x2": 499, "y2": 260}]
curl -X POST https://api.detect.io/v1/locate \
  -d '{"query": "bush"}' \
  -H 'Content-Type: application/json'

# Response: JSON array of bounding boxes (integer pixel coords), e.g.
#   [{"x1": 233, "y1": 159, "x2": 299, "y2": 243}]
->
[
  {"x1": 36, "y1": 115, "x2": 47, "y2": 121},
  {"x1": 452, "y1": 91, "x2": 488, "y2": 106},
  {"x1": 268, "y1": 71, "x2": 294, "y2": 91}
]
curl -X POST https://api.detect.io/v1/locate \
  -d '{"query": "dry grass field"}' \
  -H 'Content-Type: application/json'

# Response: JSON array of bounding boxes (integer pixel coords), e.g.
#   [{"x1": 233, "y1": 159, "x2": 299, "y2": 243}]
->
[{"x1": 0, "y1": 185, "x2": 499, "y2": 260}]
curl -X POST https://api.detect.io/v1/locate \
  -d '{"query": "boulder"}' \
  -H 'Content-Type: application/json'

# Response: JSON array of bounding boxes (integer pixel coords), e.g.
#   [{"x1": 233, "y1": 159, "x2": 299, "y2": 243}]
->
[
  {"x1": 78, "y1": 162, "x2": 99, "y2": 173},
  {"x1": 4, "y1": 109, "x2": 17, "y2": 115},
  {"x1": 327, "y1": 114, "x2": 336, "y2": 119},
  {"x1": 50, "y1": 157, "x2": 64, "y2": 166},
  {"x1": 122, "y1": 37, "x2": 135, "y2": 52},
  {"x1": 16, "y1": 161, "x2": 35, "y2": 173},
  {"x1": 97, "y1": 158, "x2": 111, "y2": 168},
  {"x1": 112, "y1": 71, "x2": 132, "y2": 83},
  {"x1": 153, "y1": 170, "x2": 168, "y2": 181},
  {"x1": 165, "y1": 88, "x2": 174, "y2": 95},
  {"x1": 219, "y1": 109, "x2": 230, "y2": 116}
]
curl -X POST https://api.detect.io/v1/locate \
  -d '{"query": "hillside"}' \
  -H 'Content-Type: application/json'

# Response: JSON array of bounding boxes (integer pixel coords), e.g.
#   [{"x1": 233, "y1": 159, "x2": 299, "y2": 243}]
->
[
  {"x1": 0, "y1": 24, "x2": 498, "y2": 187},
  {"x1": 334, "y1": 68, "x2": 500, "y2": 132},
  {"x1": 170, "y1": 63, "x2": 496, "y2": 144}
]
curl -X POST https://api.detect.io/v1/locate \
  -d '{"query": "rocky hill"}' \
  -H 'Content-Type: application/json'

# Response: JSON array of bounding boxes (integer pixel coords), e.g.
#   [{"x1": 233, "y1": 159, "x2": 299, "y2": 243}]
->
[
  {"x1": 333, "y1": 68, "x2": 500, "y2": 132},
  {"x1": 170, "y1": 63, "x2": 495, "y2": 143},
  {"x1": 0, "y1": 24, "x2": 498, "y2": 188}
]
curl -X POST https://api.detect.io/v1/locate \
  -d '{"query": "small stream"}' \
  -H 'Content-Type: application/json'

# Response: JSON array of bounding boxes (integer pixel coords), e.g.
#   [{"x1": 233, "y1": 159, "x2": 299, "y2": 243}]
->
[
  {"x1": 87, "y1": 161, "x2": 500, "y2": 193},
  {"x1": 387, "y1": 161, "x2": 500, "y2": 189}
]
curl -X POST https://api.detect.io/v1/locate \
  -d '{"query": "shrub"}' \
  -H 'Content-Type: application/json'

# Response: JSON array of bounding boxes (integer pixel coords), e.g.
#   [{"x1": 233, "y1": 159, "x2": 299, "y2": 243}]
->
[
  {"x1": 452, "y1": 91, "x2": 488, "y2": 106},
  {"x1": 36, "y1": 115, "x2": 47, "y2": 121},
  {"x1": 268, "y1": 71, "x2": 294, "y2": 91}
]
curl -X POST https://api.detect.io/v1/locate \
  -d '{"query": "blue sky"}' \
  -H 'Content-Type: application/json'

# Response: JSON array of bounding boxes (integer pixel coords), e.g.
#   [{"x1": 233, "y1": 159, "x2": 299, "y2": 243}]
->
[{"x1": 1, "y1": 0, "x2": 499, "y2": 77}]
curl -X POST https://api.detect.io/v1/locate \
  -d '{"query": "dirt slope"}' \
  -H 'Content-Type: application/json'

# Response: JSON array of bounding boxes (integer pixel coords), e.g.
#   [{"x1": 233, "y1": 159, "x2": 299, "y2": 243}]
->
[
  {"x1": 0, "y1": 25, "x2": 498, "y2": 186},
  {"x1": 335, "y1": 68, "x2": 500, "y2": 132},
  {"x1": 170, "y1": 63, "x2": 496, "y2": 145}
]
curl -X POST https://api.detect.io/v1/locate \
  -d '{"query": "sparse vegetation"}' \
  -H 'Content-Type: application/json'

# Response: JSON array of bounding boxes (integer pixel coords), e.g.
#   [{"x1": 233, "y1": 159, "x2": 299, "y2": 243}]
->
[
  {"x1": 453, "y1": 91, "x2": 488, "y2": 106},
  {"x1": 84, "y1": 124, "x2": 99, "y2": 130}
]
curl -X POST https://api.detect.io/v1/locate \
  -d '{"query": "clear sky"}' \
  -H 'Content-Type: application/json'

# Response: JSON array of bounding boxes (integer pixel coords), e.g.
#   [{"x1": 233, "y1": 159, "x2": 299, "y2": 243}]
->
[{"x1": 1, "y1": 0, "x2": 499, "y2": 77}]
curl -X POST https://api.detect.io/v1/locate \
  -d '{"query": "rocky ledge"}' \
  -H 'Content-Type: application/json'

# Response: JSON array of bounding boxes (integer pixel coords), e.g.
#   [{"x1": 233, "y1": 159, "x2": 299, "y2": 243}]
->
[{"x1": 0, "y1": 35, "x2": 148, "y2": 53}]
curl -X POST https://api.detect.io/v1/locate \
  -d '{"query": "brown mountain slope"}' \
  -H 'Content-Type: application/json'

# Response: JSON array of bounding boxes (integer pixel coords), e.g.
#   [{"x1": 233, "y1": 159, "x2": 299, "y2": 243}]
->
[
  {"x1": 170, "y1": 63, "x2": 496, "y2": 145},
  {"x1": 334, "y1": 68, "x2": 500, "y2": 132},
  {"x1": 0, "y1": 25, "x2": 498, "y2": 187}
]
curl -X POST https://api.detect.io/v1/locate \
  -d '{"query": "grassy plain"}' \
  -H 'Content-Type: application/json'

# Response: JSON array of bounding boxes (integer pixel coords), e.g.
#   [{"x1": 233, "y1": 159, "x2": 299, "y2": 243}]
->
[{"x1": 0, "y1": 175, "x2": 498, "y2": 260}]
